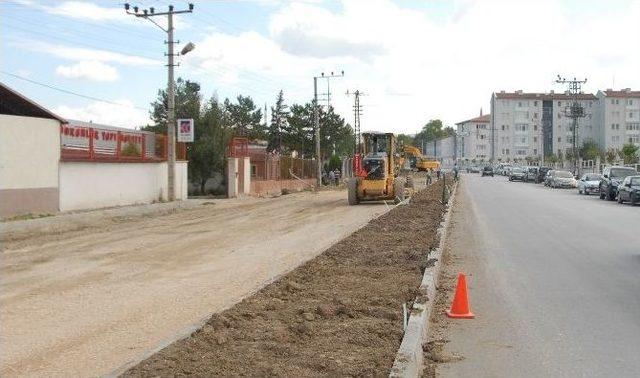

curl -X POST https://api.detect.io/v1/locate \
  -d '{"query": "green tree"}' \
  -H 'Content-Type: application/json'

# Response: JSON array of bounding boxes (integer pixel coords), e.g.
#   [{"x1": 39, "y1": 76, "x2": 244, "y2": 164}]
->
[
  {"x1": 327, "y1": 155, "x2": 342, "y2": 172},
  {"x1": 546, "y1": 154, "x2": 558, "y2": 164},
  {"x1": 319, "y1": 105, "x2": 353, "y2": 159},
  {"x1": 267, "y1": 90, "x2": 288, "y2": 153},
  {"x1": 284, "y1": 103, "x2": 315, "y2": 157},
  {"x1": 224, "y1": 95, "x2": 265, "y2": 140},
  {"x1": 147, "y1": 78, "x2": 201, "y2": 134},
  {"x1": 580, "y1": 139, "x2": 600, "y2": 161},
  {"x1": 620, "y1": 143, "x2": 639, "y2": 164},
  {"x1": 397, "y1": 133, "x2": 414, "y2": 148}
]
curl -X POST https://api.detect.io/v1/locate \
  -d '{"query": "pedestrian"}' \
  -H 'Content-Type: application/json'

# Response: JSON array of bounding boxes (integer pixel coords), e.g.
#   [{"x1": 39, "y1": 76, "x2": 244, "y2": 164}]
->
[
  {"x1": 334, "y1": 169, "x2": 341, "y2": 186},
  {"x1": 436, "y1": 168, "x2": 441, "y2": 180},
  {"x1": 453, "y1": 165, "x2": 459, "y2": 181},
  {"x1": 328, "y1": 170, "x2": 335, "y2": 186}
]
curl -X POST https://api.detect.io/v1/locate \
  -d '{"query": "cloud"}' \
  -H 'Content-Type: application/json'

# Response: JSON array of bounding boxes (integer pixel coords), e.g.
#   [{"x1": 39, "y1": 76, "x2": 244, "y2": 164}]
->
[
  {"x1": 53, "y1": 100, "x2": 151, "y2": 129},
  {"x1": 56, "y1": 60, "x2": 119, "y2": 82},
  {"x1": 26, "y1": 41, "x2": 161, "y2": 66}
]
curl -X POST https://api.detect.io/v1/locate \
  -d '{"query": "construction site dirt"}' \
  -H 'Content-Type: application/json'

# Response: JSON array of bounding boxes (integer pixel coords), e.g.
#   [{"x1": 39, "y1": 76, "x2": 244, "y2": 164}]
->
[{"x1": 123, "y1": 178, "x2": 453, "y2": 377}]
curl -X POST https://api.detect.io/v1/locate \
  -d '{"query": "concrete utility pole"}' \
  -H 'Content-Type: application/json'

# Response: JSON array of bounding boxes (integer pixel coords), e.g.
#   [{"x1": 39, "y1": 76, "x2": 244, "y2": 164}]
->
[
  {"x1": 346, "y1": 90, "x2": 364, "y2": 154},
  {"x1": 125, "y1": 3, "x2": 194, "y2": 201},
  {"x1": 313, "y1": 71, "x2": 344, "y2": 187},
  {"x1": 555, "y1": 75, "x2": 587, "y2": 176}
]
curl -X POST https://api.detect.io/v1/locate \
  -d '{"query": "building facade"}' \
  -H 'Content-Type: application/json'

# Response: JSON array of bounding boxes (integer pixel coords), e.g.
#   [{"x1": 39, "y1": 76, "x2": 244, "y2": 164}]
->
[
  {"x1": 455, "y1": 113, "x2": 490, "y2": 162},
  {"x1": 595, "y1": 89, "x2": 640, "y2": 151},
  {"x1": 490, "y1": 90, "x2": 598, "y2": 163}
]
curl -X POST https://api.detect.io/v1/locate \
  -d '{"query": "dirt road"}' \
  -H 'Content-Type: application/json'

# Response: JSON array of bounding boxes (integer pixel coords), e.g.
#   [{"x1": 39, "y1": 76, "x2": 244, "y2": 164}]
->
[{"x1": 0, "y1": 190, "x2": 385, "y2": 377}]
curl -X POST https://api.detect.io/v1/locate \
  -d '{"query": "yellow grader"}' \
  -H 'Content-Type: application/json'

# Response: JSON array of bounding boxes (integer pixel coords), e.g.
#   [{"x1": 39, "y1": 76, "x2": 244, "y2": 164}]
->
[{"x1": 348, "y1": 132, "x2": 406, "y2": 205}]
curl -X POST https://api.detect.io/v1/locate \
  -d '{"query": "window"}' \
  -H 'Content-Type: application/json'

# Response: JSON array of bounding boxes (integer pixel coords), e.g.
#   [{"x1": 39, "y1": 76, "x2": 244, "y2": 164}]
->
[
  {"x1": 558, "y1": 101, "x2": 562, "y2": 106},
  {"x1": 506, "y1": 148, "x2": 510, "y2": 155},
  {"x1": 534, "y1": 137, "x2": 538, "y2": 142},
  {"x1": 627, "y1": 123, "x2": 640, "y2": 131},
  {"x1": 611, "y1": 99, "x2": 615, "y2": 105},
  {"x1": 517, "y1": 149, "x2": 527, "y2": 156},
  {"x1": 630, "y1": 112, "x2": 634, "y2": 118},
  {"x1": 518, "y1": 101, "x2": 522, "y2": 107},
  {"x1": 515, "y1": 124, "x2": 528, "y2": 132},
  {"x1": 558, "y1": 137, "x2": 562, "y2": 142},
  {"x1": 534, "y1": 101, "x2": 538, "y2": 106},
  {"x1": 629, "y1": 136, "x2": 639, "y2": 144},
  {"x1": 558, "y1": 113, "x2": 561, "y2": 119},
  {"x1": 629, "y1": 99, "x2": 634, "y2": 105},
  {"x1": 533, "y1": 113, "x2": 538, "y2": 119},
  {"x1": 251, "y1": 164, "x2": 257, "y2": 177},
  {"x1": 611, "y1": 124, "x2": 615, "y2": 130},
  {"x1": 616, "y1": 99, "x2": 620, "y2": 105},
  {"x1": 534, "y1": 125, "x2": 538, "y2": 131},
  {"x1": 533, "y1": 149, "x2": 538, "y2": 155}
]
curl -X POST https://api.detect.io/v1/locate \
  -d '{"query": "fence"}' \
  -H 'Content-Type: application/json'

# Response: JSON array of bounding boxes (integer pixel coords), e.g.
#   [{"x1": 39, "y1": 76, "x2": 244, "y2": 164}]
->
[
  {"x1": 249, "y1": 154, "x2": 316, "y2": 181},
  {"x1": 60, "y1": 124, "x2": 186, "y2": 162}
]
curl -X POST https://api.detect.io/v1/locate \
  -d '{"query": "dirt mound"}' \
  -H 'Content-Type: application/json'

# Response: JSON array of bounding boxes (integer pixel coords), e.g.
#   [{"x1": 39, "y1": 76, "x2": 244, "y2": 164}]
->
[{"x1": 123, "y1": 179, "x2": 452, "y2": 377}]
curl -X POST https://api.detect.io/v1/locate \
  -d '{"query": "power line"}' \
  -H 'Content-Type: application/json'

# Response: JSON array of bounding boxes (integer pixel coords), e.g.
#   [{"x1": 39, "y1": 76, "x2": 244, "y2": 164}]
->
[{"x1": 0, "y1": 71, "x2": 148, "y2": 110}]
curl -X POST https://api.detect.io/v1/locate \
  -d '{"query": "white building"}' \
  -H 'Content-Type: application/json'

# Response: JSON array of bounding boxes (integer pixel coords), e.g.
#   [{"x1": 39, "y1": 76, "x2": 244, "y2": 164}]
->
[
  {"x1": 595, "y1": 89, "x2": 640, "y2": 151},
  {"x1": 490, "y1": 90, "x2": 598, "y2": 162},
  {"x1": 455, "y1": 113, "x2": 490, "y2": 163}
]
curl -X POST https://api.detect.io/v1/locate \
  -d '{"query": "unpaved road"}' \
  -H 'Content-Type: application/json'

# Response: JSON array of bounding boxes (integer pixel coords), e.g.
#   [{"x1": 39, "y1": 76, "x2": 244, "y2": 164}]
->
[
  {"x1": 0, "y1": 190, "x2": 386, "y2": 377},
  {"x1": 428, "y1": 174, "x2": 640, "y2": 377}
]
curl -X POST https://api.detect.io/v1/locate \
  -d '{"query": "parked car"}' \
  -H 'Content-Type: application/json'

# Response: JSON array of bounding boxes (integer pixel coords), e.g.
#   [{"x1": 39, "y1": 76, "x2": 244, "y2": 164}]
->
[
  {"x1": 509, "y1": 167, "x2": 526, "y2": 181},
  {"x1": 536, "y1": 167, "x2": 552, "y2": 183},
  {"x1": 549, "y1": 170, "x2": 576, "y2": 188},
  {"x1": 617, "y1": 175, "x2": 640, "y2": 205},
  {"x1": 504, "y1": 166, "x2": 514, "y2": 176},
  {"x1": 481, "y1": 166, "x2": 494, "y2": 177},
  {"x1": 525, "y1": 167, "x2": 539, "y2": 183},
  {"x1": 599, "y1": 166, "x2": 638, "y2": 201},
  {"x1": 466, "y1": 166, "x2": 480, "y2": 173},
  {"x1": 577, "y1": 173, "x2": 602, "y2": 195},
  {"x1": 544, "y1": 170, "x2": 555, "y2": 186}
]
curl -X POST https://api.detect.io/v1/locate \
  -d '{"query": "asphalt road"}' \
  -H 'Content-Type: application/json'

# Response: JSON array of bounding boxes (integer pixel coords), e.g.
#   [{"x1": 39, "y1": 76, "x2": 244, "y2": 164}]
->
[{"x1": 434, "y1": 173, "x2": 640, "y2": 377}]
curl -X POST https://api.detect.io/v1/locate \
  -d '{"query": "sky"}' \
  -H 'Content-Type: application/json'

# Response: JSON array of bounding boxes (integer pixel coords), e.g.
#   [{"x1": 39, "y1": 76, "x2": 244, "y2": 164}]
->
[{"x1": 1, "y1": 0, "x2": 640, "y2": 135}]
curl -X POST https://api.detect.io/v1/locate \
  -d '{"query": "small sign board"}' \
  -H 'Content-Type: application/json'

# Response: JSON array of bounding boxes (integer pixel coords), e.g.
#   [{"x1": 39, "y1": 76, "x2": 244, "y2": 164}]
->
[{"x1": 177, "y1": 118, "x2": 194, "y2": 142}]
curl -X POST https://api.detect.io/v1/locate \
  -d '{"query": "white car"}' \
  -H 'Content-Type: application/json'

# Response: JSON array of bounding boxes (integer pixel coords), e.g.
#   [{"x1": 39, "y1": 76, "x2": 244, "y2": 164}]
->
[
  {"x1": 577, "y1": 173, "x2": 602, "y2": 195},
  {"x1": 549, "y1": 170, "x2": 577, "y2": 188}
]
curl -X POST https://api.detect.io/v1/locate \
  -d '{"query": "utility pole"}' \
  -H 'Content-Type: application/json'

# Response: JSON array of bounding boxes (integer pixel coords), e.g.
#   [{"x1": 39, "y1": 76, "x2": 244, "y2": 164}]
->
[
  {"x1": 125, "y1": 3, "x2": 194, "y2": 201},
  {"x1": 313, "y1": 71, "x2": 344, "y2": 187},
  {"x1": 346, "y1": 90, "x2": 364, "y2": 154},
  {"x1": 555, "y1": 75, "x2": 587, "y2": 176}
]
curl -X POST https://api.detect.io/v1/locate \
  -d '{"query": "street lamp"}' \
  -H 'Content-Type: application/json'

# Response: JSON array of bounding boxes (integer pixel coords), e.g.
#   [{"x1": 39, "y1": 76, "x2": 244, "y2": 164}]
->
[{"x1": 181, "y1": 42, "x2": 195, "y2": 55}]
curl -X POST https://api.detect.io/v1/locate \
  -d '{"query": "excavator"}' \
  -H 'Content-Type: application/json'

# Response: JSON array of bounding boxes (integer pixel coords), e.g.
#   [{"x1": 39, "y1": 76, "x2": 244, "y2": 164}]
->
[
  {"x1": 400, "y1": 145, "x2": 440, "y2": 172},
  {"x1": 348, "y1": 132, "x2": 406, "y2": 205}
]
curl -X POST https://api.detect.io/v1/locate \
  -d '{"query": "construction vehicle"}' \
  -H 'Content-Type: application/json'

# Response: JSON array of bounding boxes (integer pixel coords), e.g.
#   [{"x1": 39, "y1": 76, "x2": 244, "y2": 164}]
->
[
  {"x1": 348, "y1": 132, "x2": 406, "y2": 205},
  {"x1": 401, "y1": 145, "x2": 441, "y2": 171}
]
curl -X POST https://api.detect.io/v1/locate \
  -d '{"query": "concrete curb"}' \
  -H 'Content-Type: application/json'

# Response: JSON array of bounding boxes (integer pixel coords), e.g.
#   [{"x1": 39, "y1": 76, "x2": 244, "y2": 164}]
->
[{"x1": 389, "y1": 179, "x2": 459, "y2": 378}]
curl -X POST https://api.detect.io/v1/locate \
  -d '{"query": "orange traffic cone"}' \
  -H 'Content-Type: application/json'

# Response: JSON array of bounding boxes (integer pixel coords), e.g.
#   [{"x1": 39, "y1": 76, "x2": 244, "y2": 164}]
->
[{"x1": 446, "y1": 272, "x2": 475, "y2": 319}]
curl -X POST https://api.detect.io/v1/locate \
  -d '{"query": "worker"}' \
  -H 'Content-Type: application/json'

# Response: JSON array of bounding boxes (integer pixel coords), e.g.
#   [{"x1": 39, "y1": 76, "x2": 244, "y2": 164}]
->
[
  {"x1": 436, "y1": 168, "x2": 441, "y2": 180},
  {"x1": 328, "y1": 170, "x2": 335, "y2": 186},
  {"x1": 453, "y1": 165, "x2": 459, "y2": 181},
  {"x1": 426, "y1": 169, "x2": 432, "y2": 185}
]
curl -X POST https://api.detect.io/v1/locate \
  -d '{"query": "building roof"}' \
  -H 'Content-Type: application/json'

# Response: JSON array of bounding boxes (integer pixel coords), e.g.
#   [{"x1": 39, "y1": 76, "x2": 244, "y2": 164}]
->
[
  {"x1": 0, "y1": 82, "x2": 66, "y2": 122},
  {"x1": 456, "y1": 114, "x2": 490, "y2": 125},
  {"x1": 601, "y1": 89, "x2": 640, "y2": 98},
  {"x1": 493, "y1": 91, "x2": 597, "y2": 101}
]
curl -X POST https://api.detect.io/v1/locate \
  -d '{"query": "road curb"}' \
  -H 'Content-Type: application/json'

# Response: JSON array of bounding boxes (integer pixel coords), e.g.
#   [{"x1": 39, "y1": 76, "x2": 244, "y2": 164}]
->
[{"x1": 389, "y1": 179, "x2": 459, "y2": 378}]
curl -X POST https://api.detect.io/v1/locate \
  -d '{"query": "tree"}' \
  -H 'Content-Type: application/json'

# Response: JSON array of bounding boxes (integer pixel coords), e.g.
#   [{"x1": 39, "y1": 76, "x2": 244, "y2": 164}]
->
[
  {"x1": 319, "y1": 105, "x2": 353, "y2": 159},
  {"x1": 605, "y1": 148, "x2": 618, "y2": 164},
  {"x1": 267, "y1": 90, "x2": 288, "y2": 153},
  {"x1": 284, "y1": 103, "x2": 315, "y2": 158},
  {"x1": 580, "y1": 139, "x2": 600, "y2": 161},
  {"x1": 224, "y1": 95, "x2": 264, "y2": 140},
  {"x1": 620, "y1": 143, "x2": 639, "y2": 164},
  {"x1": 546, "y1": 154, "x2": 558, "y2": 164},
  {"x1": 147, "y1": 78, "x2": 201, "y2": 134},
  {"x1": 396, "y1": 134, "x2": 414, "y2": 148}
]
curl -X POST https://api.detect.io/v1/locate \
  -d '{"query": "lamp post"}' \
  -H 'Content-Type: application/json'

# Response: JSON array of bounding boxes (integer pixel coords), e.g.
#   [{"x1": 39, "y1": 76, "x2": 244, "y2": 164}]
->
[{"x1": 125, "y1": 3, "x2": 195, "y2": 201}]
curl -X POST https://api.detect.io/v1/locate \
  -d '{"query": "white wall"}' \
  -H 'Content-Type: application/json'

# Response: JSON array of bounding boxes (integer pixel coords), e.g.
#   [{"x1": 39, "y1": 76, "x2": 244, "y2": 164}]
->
[
  {"x1": 0, "y1": 114, "x2": 59, "y2": 190},
  {"x1": 59, "y1": 161, "x2": 188, "y2": 211}
]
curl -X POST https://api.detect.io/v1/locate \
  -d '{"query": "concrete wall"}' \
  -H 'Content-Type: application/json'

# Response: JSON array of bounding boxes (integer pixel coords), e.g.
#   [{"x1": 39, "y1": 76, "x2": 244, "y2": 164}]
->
[
  {"x1": 0, "y1": 114, "x2": 60, "y2": 217},
  {"x1": 59, "y1": 161, "x2": 187, "y2": 211}
]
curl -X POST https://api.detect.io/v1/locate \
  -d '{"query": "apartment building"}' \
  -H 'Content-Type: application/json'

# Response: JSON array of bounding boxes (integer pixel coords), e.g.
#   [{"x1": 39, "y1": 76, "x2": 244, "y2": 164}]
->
[
  {"x1": 455, "y1": 113, "x2": 490, "y2": 162},
  {"x1": 595, "y1": 89, "x2": 640, "y2": 150},
  {"x1": 490, "y1": 90, "x2": 598, "y2": 162}
]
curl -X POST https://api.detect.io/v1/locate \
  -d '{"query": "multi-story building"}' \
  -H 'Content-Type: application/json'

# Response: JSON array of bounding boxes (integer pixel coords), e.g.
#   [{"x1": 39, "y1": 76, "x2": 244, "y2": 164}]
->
[
  {"x1": 424, "y1": 135, "x2": 456, "y2": 168},
  {"x1": 455, "y1": 113, "x2": 490, "y2": 162},
  {"x1": 490, "y1": 90, "x2": 598, "y2": 162},
  {"x1": 595, "y1": 89, "x2": 640, "y2": 150}
]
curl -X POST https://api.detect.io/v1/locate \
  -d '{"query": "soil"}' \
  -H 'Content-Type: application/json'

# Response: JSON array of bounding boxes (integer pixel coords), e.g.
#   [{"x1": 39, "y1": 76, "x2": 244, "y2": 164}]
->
[{"x1": 123, "y1": 178, "x2": 453, "y2": 377}]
